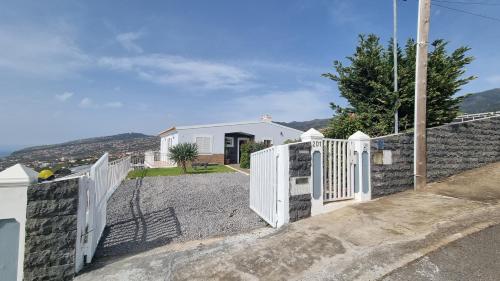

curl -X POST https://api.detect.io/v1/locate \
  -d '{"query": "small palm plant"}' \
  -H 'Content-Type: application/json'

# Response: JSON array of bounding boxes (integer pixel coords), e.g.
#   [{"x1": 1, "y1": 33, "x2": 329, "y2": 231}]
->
[{"x1": 168, "y1": 143, "x2": 198, "y2": 173}]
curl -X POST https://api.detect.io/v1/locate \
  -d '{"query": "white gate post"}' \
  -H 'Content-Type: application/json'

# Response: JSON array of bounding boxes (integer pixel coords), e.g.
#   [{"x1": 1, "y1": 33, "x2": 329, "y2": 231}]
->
[
  {"x1": 0, "y1": 164, "x2": 38, "y2": 281},
  {"x1": 348, "y1": 131, "x2": 371, "y2": 201},
  {"x1": 301, "y1": 128, "x2": 325, "y2": 216},
  {"x1": 276, "y1": 145, "x2": 289, "y2": 227}
]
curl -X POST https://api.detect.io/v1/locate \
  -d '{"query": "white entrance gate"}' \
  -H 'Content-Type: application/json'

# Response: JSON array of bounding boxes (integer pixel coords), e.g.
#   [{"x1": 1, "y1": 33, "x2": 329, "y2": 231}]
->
[
  {"x1": 323, "y1": 139, "x2": 355, "y2": 202},
  {"x1": 75, "y1": 153, "x2": 131, "y2": 271},
  {"x1": 249, "y1": 147, "x2": 278, "y2": 227},
  {"x1": 249, "y1": 145, "x2": 288, "y2": 228}
]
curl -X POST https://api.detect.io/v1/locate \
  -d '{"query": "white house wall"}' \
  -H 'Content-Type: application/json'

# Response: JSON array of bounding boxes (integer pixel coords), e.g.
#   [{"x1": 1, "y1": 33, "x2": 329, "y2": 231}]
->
[
  {"x1": 160, "y1": 133, "x2": 178, "y2": 154},
  {"x1": 174, "y1": 122, "x2": 302, "y2": 154}
]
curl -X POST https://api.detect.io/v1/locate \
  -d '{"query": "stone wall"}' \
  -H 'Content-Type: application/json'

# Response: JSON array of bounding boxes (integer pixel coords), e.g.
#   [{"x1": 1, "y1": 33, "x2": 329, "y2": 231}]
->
[
  {"x1": 288, "y1": 194, "x2": 311, "y2": 222},
  {"x1": 24, "y1": 178, "x2": 80, "y2": 281},
  {"x1": 289, "y1": 142, "x2": 311, "y2": 177},
  {"x1": 288, "y1": 142, "x2": 312, "y2": 222},
  {"x1": 371, "y1": 116, "x2": 500, "y2": 197}
]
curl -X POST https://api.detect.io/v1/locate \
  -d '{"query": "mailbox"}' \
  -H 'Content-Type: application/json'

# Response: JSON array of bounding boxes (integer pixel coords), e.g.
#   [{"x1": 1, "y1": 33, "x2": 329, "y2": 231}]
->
[{"x1": 290, "y1": 176, "x2": 310, "y2": 196}]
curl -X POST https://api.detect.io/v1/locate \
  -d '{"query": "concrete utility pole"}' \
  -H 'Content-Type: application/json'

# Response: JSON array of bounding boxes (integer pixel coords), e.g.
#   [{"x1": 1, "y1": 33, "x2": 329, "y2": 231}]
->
[
  {"x1": 393, "y1": 0, "x2": 399, "y2": 134},
  {"x1": 414, "y1": 0, "x2": 431, "y2": 190}
]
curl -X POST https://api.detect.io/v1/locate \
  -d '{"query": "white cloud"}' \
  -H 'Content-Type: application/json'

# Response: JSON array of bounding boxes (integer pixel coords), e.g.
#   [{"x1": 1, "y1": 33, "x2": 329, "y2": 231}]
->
[
  {"x1": 55, "y1": 92, "x2": 74, "y2": 102},
  {"x1": 79, "y1": 97, "x2": 93, "y2": 108},
  {"x1": 116, "y1": 32, "x2": 143, "y2": 53},
  {"x1": 224, "y1": 87, "x2": 332, "y2": 122},
  {"x1": 486, "y1": 75, "x2": 500, "y2": 85},
  {"x1": 98, "y1": 54, "x2": 255, "y2": 91},
  {"x1": 78, "y1": 98, "x2": 123, "y2": 109},
  {"x1": 104, "y1": 101, "x2": 123, "y2": 108},
  {"x1": 0, "y1": 25, "x2": 90, "y2": 78}
]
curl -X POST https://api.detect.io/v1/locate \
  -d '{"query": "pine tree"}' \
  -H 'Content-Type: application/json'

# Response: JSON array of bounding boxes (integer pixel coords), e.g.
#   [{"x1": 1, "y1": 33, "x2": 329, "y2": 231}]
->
[{"x1": 322, "y1": 34, "x2": 475, "y2": 138}]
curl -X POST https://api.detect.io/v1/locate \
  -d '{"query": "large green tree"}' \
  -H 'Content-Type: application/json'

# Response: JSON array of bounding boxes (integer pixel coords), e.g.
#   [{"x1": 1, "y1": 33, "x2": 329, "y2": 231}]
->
[{"x1": 322, "y1": 34, "x2": 475, "y2": 138}]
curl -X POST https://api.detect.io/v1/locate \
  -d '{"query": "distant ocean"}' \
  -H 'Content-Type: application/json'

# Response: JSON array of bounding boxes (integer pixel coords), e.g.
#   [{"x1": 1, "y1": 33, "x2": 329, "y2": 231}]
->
[
  {"x1": 0, "y1": 150, "x2": 11, "y2": 158},
  {"x1": 0, "y1": 145, "x2": 26, "y2": 158}
]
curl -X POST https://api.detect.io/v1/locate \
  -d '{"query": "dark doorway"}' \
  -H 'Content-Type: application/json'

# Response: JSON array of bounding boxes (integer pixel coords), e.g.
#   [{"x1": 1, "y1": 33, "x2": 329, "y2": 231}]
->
[{"x1": 224, "y1": 132, "x2": 254, "y2": 164}]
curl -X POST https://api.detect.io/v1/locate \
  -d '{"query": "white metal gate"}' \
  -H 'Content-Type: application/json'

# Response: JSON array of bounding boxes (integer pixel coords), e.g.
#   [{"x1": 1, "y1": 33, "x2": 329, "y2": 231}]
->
[
  {"x1": 323, "y1": 139, "x2": 355, "y2": 202},
  {"x1": 75, "y1": 153, "x2": 131, "y2": 271},
  {"x1": 249, "y1": 147, "x2": 278, "y2": 227}
]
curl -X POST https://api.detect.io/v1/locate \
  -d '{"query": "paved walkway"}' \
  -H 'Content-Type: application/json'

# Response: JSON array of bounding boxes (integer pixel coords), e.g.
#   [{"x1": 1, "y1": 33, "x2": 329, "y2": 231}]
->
[{"x1": 76, "y1": 162, "x2": 500, "y2": 281}]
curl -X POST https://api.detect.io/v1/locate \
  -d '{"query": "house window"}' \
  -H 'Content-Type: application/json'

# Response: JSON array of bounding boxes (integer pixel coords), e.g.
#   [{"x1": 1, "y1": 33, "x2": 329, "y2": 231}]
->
[
  {"x1": 225, "y1": 137, "x2": 234, "y2": 147},
  {"x1": 263, "y1": 139, "x2": 272, "y2": 147},
  {"x1": 195, "y1": 136, "x2": 212, "y2": 154}
]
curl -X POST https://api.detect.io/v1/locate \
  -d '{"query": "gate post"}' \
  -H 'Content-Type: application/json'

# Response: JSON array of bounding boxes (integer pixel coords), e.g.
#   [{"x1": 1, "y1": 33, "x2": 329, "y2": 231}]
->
[
  {"x1": 301, "y1": 128, "x2": 325, "y2": 216},
  {"x1": 348, "y1": 131, "x2": 371, "y2": 202},
  {"x1": 276, "y1": 145, "x2": 289, "y2": 227},
  {"x1": 0, "y1": 164, "x2": 38, "y2": 281}
]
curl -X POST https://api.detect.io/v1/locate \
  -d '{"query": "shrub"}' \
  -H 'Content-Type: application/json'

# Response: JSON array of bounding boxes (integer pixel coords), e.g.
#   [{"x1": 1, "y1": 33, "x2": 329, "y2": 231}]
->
[
  {"x1": 240, "y1": 142, "x2": 268, "y2": 169},
  {"x1": 284, "y1": 138, "x2": 301, "y2": 144},
  {"x1": 169, "y1": 143, "x2": 198, "y2": 173}
]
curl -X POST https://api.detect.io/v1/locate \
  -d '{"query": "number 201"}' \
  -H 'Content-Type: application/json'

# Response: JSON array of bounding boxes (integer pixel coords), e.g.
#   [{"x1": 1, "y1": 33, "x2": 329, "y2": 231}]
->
[{"x1": 312, "y1": 141, "x2": 322, "y2": 148}]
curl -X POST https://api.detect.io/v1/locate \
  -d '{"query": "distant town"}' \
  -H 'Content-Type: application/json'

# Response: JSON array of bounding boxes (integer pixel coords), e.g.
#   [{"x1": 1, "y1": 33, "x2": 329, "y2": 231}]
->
[{"x1": 0, "y1": 133, "x2": 159, "y2": 172}]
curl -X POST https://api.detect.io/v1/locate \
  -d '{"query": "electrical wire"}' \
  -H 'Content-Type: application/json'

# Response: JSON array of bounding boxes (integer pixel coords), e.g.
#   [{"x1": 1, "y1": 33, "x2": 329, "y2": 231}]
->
[
  {"x1": 432, "y1": 2, "x2": 500, "y2": 22},
  {"x1": 432, "y1": 0, "x2": 500, "y2": 5}
]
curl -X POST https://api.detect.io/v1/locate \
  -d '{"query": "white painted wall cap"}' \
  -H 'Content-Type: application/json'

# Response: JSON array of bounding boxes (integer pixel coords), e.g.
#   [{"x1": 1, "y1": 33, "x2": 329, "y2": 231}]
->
[
  {"x1": 301, "y1": 128, "x2": 324, "y2": 141},
  {"x1": 0, "y1": 164, "x2": 38, "y2": 187},
  {"x1": 348, "y1": 131, "x2": 371, "y2": 140}
]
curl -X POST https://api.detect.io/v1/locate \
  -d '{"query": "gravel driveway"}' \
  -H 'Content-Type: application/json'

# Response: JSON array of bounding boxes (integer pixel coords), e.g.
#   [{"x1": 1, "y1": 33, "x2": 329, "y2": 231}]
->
[{"x1": 94, "y1": 172, "x2": 267, "y2": 259}]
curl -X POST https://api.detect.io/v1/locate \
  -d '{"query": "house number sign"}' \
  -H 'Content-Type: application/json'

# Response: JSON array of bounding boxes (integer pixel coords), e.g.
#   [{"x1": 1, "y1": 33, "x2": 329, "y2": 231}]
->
[{"x1": 312, "y1": 140, "x2": 322, "y2": 148}]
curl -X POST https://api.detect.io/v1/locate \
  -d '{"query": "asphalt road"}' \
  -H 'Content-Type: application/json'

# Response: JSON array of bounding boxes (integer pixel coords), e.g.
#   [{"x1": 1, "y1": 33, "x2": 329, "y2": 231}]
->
[{"x1": 381, "y1": 224, "x2": 500, "y2": 281}]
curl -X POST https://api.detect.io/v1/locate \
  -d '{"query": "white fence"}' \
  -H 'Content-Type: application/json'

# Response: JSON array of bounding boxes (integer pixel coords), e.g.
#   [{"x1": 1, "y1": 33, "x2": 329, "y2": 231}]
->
[
  {"x1": 75, "y1": 153, "x2": 131, "y2": 271},
  {"x1": 144, "y1": 151, "x2": 176, "y2": 168},
  {"x1": 453, "y1": 111, "x2": 500, "y2": 123},
  {"x1": 250, "y1": 147, "x2": 278, "y2": 227},
  {"x1": 323, "y1": 139, "x2": 355, "y2": 202},
  {"x1": 108, "y1": 156, "x2": 131, "y2": 197},
  {"x1": 249, "y1": 145, "x2": 288, "y2": 228},
  {"x1": 249, "y1": 130, "x2": 372, "y2": 228}
]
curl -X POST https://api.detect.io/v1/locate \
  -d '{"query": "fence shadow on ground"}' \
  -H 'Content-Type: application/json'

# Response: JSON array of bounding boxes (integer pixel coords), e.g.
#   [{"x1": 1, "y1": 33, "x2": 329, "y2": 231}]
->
[{"x1": 93, "y1": 178, "x2": 182, "y2": 260}]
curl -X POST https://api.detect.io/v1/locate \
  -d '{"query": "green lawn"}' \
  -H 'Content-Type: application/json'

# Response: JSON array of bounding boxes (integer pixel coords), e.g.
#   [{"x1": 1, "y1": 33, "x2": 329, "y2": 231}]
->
[{"x1": 127, "y1": 165, "x2": 235, "y2": 179}]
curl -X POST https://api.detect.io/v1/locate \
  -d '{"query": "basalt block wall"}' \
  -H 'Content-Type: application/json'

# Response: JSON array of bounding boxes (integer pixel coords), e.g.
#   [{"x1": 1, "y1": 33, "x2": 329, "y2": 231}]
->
[
  {"x1": 288, "y1": 142, "x2": 312, "y2": 222},
  {"x1": 24, "y1": 178, "x2": 80, "y2": 281},
  {"x1": 371, "y1": 116, "x2": 500, "y2": 197}
]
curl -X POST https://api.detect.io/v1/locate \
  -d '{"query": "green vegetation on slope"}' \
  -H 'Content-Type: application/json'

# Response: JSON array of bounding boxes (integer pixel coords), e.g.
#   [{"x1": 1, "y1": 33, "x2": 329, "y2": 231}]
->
[
  {"x1": 127, "y1": 165, "x2": 235, "y2": 178},
  {"x1": 460, "y1": 88, "x2": 500, "y2": 114}
]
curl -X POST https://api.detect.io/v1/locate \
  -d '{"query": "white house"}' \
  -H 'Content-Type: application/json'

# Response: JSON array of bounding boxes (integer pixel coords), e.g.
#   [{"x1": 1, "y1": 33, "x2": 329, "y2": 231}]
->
[{"x1": 156, "y1": 115, "x2": 303, "y2": 165}]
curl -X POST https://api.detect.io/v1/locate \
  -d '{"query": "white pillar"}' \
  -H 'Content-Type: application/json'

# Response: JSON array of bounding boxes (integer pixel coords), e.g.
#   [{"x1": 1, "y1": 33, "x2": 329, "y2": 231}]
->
[
  {"x1": 0, "y1": 164, "x2": 38, "y2": 281},
  {"x1": 348, "y1": 131, "x2": 371, "y2": 201},
  {"x1": 301, "y1": 129, "x2": 325, "y2": 216},
  {"x1": 276, "y1": 144, "x2": 289, "y2": 227}
]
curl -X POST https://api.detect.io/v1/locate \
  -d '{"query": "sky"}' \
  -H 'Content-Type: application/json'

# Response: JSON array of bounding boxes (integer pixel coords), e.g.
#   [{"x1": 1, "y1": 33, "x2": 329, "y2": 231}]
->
[{"x1": 1, "y1": 0, "x2": 499, "y2": 146}]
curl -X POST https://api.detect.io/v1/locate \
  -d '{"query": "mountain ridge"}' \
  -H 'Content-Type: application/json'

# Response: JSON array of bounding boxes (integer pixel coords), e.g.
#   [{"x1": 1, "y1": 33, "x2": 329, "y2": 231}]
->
[
  {"x1": 460, "y1": 88, "x2": 500, "y2": 114},
  {"x1": 2, "y1": 88, "x2": 499, "y2": 171},
  {"x1": 12, "y1": 133, "x2": 153, "y2": 155}
]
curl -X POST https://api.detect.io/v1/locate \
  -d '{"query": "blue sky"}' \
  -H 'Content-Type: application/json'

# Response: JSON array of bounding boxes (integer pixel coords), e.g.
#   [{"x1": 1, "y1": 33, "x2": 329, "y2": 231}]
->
[{"x1": 1, "y1": 0, "x2": 499, "y2": 146}]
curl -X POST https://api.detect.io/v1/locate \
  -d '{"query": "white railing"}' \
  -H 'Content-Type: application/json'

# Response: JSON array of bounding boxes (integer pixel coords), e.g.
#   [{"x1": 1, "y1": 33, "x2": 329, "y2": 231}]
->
[
  {"x1": 107, "y1": 156, "x2": 131, "y2": 199},
  {"x1": 323, "y1": 139, "x2": 355, "y2": 202},
  {"x1": 76, "y1": 153, "x2": 131, "y2": 271},
  {"x1": 130, "y1": 154, "x2": 145, "y2": 169},
  {"x1": 144, "y1": 151, "x2": 176, "y2": 168},
  {"x1": 453, "y1": 111, "x2": 500, "y2": 123}
]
